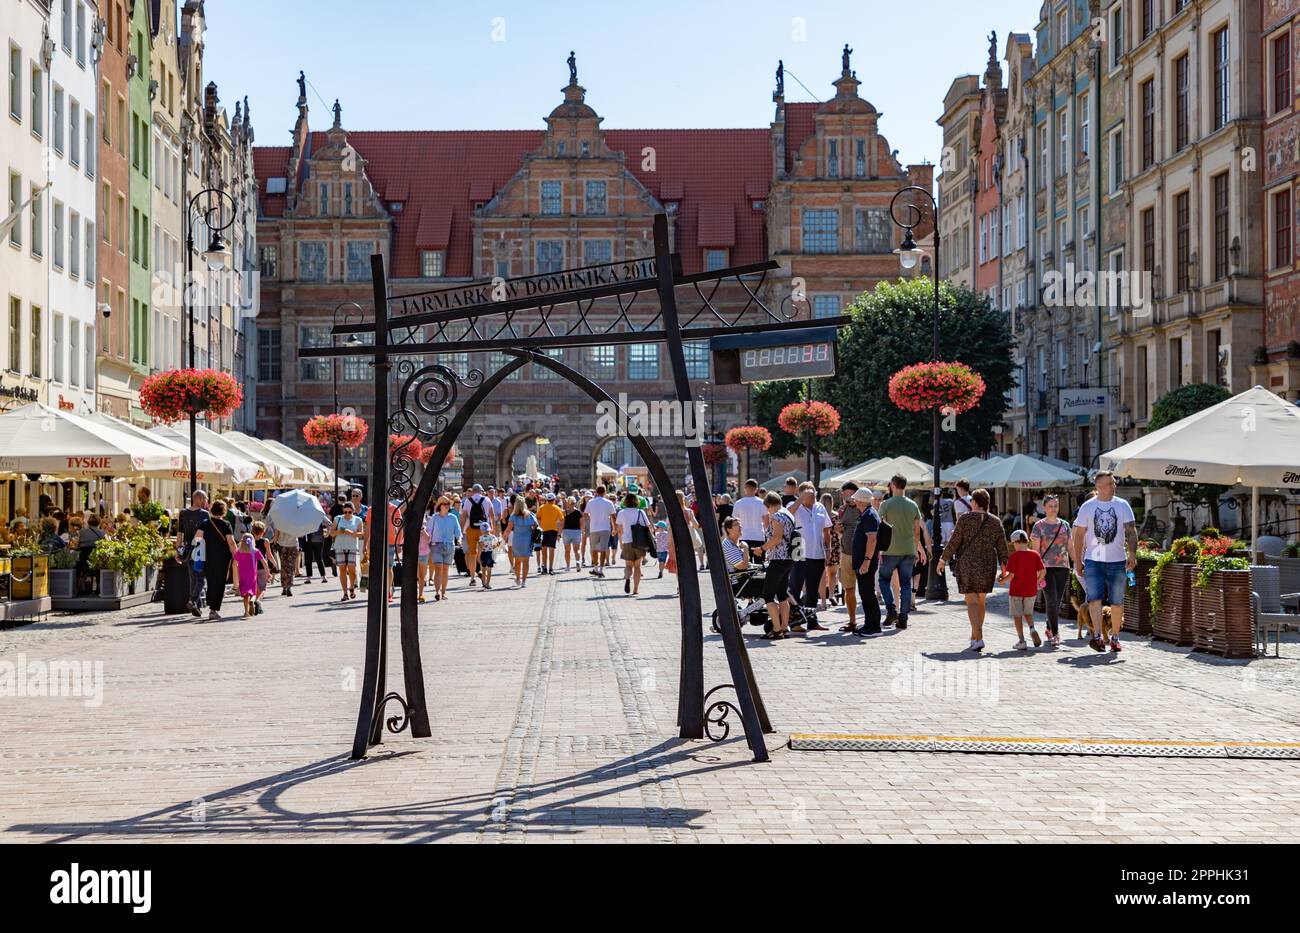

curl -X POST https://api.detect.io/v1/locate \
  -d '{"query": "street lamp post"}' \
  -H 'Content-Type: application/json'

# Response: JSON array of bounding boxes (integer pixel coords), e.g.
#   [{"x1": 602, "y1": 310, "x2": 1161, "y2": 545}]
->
[
  {"x1": 332, "y1": 302, "x2": 364, "y2": 504},
  {"x1": 891, "y1": 185, "x2": 947, "y2": 601},
  {"x1": 183, "y1": 188, "x2": 236, "y2": 499}
]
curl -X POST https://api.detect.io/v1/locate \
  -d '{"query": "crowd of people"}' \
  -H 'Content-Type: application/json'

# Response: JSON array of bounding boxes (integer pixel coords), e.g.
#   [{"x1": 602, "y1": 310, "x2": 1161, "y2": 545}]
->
[{"x1": 31, "y1": 463, "x2": 1137, "y2": 650}]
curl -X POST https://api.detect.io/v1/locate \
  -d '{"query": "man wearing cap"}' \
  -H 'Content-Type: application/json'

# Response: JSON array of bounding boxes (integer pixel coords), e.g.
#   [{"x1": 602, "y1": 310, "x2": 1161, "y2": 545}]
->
[
  {"x1": 461, "y1": 484, "x2": 491, "y2": 585},
  {"x1": 848, "y1": 487, "x2": 883, "y2": 635},
  {"x1": 834, "y1": 482, "x2": 863, "y2": 631}
]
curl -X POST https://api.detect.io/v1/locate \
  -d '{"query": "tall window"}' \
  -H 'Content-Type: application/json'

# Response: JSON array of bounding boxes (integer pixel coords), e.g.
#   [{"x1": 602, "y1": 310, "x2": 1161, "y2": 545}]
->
[
  {"x1": 1140, "y1": 78, "x2": 1155, "y2": 169},
  {"x1": 587, "y1": 345, "x2": 616, "y2": 377},
  {"x1": 69, "y1": 209, "x2": 79, "y2": 276},
  {"x1": 1170, "y1": 337, "x2": 1183, "y2": 388},
  {"x1": 683, "y1": 341, "x2": 709, "y2": 379},
  {"x1": 1037, "y1": 124, "x2": 1047, "y2": 182},
  {"x1": 1079, "y1": 91, "x2": 1089, "y2": 158},
  {"x1": 318, "y1": 182, "x2": 329, "y2": 216},
  {"x1": 343, "y1": 182, "x2": 353, "y2": 216},
  {"x1": 1141, "y1": 207, "x2": 1155, "y2": 277},
  {"x1": 8, "y1": 44, "x2": 20, "y2": 120},
  {"x1": 1174, "y1": 191, "x2": 1190, "y2": 292},
  {"x1": 801, "y1": 209, "x2": 838, "y2": 253},
  {"x1": 298, "y1": 325, "x2": 330, "y2": 381},
  {"x1": 1057, "y1": 107, "x2": 1068, "y2": 173},
  {"x1": 1173, "y1": 55, "x2": 1189, "y2": 152},
  {"x1": 70, "y1": 99, "x2": 80, "y2": 165},
  {"x1": 854, "y1": 139, "x2": 866, "y2": 177},
  {"x1": 69, "y1": 319, "x2": 79, "y2": 386},
  {"x1": 854, "y1": 207, "x2": 891, "y2": 253},
  {"x1": 1275, "y1": 188, "x2": 1292, "y2": 269},
  {"x1": 535, "y1": 240, "x2": 563, "y2": 273},
  {"x1": 30, "y1": 65, "x2": 42, "y2": 138},
  {"x1": 7, "y1": 172, "x2": 20, "y2": 247},
  {"x1": 52, "y1": 313, "x2": 64, "y2": 382},
  {"x1": 30, "y1": 186, "x2": 43, "y2": 256},
  {"x1": 540, "y1": 180, "x2": 561, "y2": 215},
  {"x1": 342, "y1": 333, "x2": 374, "y2": 381},
  {"x1": 298, "y1": 242, "x2": 326, "y2": 281},
  {"x1": 257, "y1": 327, "x2": 281, "y2": 381},
  {"x1": 1111, "y1": 5, "x2": 1125, "y2": 69},
  {"x1": 30, "y1": 306, "x2": 41, "y2": 377},
  {"x1": 584, "y1": 180, "x2": 606, "y2": 215},
  {"x1": 260, "y1": 244, "x2": 278, "y2": 277},
  {"x1": 1212, "y1": 172, "x2": 1229, "y2": 281},
  {"x1": 1212, "y1": 27, "x2": 1229, "y2": 130},
  {"x1": 345, "y1": 241, "x2": 372, "y2": 281},
  {"x1": 53, "y1": 87, "x2": 65, "y2": 154},
  {"x1": 1109, "y1": 128, "x2": 1124, "y2": 193},
  {"x1": 827, "y1": 139, "x2": 839, "y2": 178},
  {"x1": 1275, "y1": 31, "x2": 1292, "y2": 115},
  {"x1": 8, "y1": 297, "x2": 20, "y2": 372},
  {"x1": 628, "y1": 344, "x2": 658, "y2": 380},
  {"x1": 583, "y1": 239, "x2": 612, "y2": 266},
  {"x1": 1141, "y1": 0, "x2": 1154, "y2": 39}
]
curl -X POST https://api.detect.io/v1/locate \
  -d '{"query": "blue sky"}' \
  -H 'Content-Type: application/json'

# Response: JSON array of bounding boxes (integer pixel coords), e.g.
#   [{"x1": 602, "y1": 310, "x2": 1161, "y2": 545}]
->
[{"x1": 204, "y1": 0, "x2": 1043, "y2": 165}]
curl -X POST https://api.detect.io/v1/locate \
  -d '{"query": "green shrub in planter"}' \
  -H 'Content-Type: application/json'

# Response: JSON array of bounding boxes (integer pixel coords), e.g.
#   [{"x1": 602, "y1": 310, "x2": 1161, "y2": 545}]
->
[{"x1": 49, "y1": 548, "x2": 79, "y2": 570}]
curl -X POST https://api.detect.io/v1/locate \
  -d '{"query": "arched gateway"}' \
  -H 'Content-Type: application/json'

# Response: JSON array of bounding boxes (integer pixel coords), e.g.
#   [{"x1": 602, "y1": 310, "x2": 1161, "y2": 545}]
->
[{"x1": 300, "y1": 214, "x2": 849, "y2": 764}]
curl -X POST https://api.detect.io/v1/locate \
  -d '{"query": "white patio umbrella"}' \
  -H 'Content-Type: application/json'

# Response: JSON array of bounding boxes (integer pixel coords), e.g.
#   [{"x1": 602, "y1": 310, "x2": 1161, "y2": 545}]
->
[
  {"x1": 958, "y1": 453, "x2": 1085, "y2": 524},
  {"x1": 213, "y1": 431, "x2": 303, "y2": 486},
  {"x1": 821, "y1": 457, "x2": 879, "y2": 486},
  {"x1": 86, "y1": 412, "x2": 226, "y2": 483},
  {"x1": 941, "y1": 456, "x2": 992, "y2": 482},
  {"x1": 1099, "y1": 385, "x2": 1300, "y2": 561},
  {"x1": 148, "y1": 423, "x2": 262, "y2": 486},
  {"x1": 261, "y1": 439, "x2": 336, "y2": 488},
  {"x1": 846, "y1": 455, "x2": 935, "y2": 488},
  {"x1": 0, "y1": 403, "x2": 186, "y2": 478},
  {"x1": 264, "y1": 489, "x2": 328, "y2": 537}
]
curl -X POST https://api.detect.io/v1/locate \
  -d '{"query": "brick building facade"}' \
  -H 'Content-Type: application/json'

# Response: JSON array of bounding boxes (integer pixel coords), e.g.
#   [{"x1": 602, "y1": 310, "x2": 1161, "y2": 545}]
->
[{"x1": 252, "y1": 51, "x2": 933, "y2": 488}]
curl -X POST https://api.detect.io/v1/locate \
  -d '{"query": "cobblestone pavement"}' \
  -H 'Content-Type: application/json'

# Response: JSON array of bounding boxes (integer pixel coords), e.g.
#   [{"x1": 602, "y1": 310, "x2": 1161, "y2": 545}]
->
[{"x1": 3, "y1": 562, "x2": 1300, "y2": 843}]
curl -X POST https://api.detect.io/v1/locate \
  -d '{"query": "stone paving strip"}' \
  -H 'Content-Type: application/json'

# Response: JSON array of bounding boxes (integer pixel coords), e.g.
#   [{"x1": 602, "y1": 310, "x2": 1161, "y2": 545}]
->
[{"x1": 2, "y1": 566, "x2": 1299, "y2": 842}]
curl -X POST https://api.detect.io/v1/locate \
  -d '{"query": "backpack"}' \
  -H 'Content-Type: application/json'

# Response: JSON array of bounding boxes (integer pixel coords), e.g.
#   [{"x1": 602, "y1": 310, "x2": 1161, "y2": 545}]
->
[{"x1": 468, "y1": 496, "x2": 488, "y2": 526}]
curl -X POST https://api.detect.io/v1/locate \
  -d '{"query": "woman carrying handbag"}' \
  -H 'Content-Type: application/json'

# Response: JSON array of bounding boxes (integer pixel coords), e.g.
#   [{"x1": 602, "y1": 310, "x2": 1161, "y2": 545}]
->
[
  {"x1": 614, "y1": 491, "x2": 653, "y2": 596},
  {"x1": 1029, "y1": 494, "x2": 1072, "y2": 647}
]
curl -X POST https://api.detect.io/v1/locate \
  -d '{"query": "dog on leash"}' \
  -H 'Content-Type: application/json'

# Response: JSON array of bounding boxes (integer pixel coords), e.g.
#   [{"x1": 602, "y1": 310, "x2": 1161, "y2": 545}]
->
[{"x1": 1069, "y1": 591, "x2": 1113, "y2": 640}]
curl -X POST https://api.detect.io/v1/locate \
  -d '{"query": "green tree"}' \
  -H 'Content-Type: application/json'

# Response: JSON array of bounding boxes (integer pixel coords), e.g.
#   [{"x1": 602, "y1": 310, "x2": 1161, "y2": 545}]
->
[
  {"x1": 751, "y1": 379, "x2": 804, "y2": 459},
  {"x1": 1146, "y1": 382, "x2": 1232, "y2": 531},
  {"x1": 816, "y1": 278, "x2": 1015, "y2": 467}
]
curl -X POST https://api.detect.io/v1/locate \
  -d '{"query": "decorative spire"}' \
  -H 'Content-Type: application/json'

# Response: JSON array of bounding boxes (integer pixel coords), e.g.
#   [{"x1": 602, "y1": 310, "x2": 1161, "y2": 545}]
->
[
  {"x1": 332, "y1": 98, "x2": 341, "y2": 129},
  {"x1": 567, "y1": 50, "x2": 577, "y2": 86}
]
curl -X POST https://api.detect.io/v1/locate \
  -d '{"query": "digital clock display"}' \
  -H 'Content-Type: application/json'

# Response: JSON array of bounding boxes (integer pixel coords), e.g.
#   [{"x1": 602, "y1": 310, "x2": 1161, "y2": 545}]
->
[{"x1": 738, "y1": 341, "x2": 836, "y2": 384}]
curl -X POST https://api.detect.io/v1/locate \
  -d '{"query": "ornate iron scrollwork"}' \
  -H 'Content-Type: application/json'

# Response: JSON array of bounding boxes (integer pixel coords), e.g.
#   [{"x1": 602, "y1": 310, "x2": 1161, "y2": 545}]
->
[
  {"x1": 703, "y1": 684, "x2": 746, "y2": 745},
  {"x1": 372, "y1": 691, "x2": 411, "y2": 736}
]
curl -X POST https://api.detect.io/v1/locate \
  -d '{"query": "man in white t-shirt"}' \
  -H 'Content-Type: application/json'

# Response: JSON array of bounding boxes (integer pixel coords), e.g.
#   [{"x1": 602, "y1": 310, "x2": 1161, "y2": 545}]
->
[
  {"x1": 731, "y1": 479, "x2": 768, "y2": 564},
  {"x1": 791, "y1": 483, "x2": 831, "y2": 631},
  {"x1": 1069, "y1": 470, "x2": 1137, "y2": 654},
  {"x1": 584, "y1": 484, "x2": 618, "y2": 578}
]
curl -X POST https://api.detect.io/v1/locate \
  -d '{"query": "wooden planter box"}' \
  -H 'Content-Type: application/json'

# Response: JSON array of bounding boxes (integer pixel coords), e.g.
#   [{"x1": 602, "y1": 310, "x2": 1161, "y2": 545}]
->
[
  {"x1": 98, "y1": 570, "x2": 125, "y2": 599},
  {"x1": 1123, "y1": 556, "x2": 1157, "y2": 636},
  {"x1": 1192, "y1": 568, "x2": 1255, "y2": 659},
  {"x1": 1151, "y1": 562, "x2": 1194, "y2": 646},
  {"x1": 10, "y1": 555, "x2": 49, "y2": 600}
]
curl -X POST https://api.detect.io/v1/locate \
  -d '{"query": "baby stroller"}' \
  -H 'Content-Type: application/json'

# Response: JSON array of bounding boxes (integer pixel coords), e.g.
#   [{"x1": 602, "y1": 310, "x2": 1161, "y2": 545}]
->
[{"x1": 710, "y1": 568, "x2": 770, "y2": 634}]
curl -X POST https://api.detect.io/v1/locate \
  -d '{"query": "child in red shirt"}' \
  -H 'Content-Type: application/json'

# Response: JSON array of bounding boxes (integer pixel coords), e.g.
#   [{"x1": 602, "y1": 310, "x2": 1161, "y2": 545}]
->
[{"x1": 999, "y1": 529, "x2": 1046, "y2": 650}]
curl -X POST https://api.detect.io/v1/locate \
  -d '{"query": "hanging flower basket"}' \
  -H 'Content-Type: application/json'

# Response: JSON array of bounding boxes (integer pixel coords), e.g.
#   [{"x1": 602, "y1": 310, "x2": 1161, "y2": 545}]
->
[
  {"x1": 389, "y1": 434, "x2": 424, "y2": 463},
  {"x1": 725, "y1": 425, "x2": 773, "y2": 453},
  {"x1": 888, "y1": 361, "x2": 986, "y2": 414},
  {"x1": 139, "y1": 369, "x2": 243, "y2": 423},
  {"x1": 302, "y1": 412, "x2": 369, "y2": 449},
  {"x1": 701, "y1": 443, "x2": 728, "y2": 467},
  {"x1": 777, "y1": 401, "x2": 841, "y2": 437}
]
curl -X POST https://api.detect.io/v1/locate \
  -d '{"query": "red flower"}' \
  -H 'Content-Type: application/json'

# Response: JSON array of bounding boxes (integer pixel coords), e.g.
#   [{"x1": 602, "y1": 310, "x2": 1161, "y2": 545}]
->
[
  {"x1": 140, "y1": 369, "x2": 243, "y2": 423},
  {"x1": 303, "y1": 413, "x2": 369, "y2": 448},
  {"x1": 701, "y1": 443, "x2": 728, "y2": 467},
  {"x1": 777, "y1": 401, "x2": 841, "y2": 437},
  {"x1": 888, "y1": 361, "x2": 986, "y2": 413},
  {"x1": 389, "y1": 434, "x2": 424, "y2": 463},
  {"x1": 725, "y1": 425, "x2": 773, "y2": 453}
]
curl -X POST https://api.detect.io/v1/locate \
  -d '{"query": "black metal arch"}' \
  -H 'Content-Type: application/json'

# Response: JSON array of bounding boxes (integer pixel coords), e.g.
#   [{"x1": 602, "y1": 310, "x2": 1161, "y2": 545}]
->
[{"x1": 391, "y1": 349, "x2": 774, "y2": 743}]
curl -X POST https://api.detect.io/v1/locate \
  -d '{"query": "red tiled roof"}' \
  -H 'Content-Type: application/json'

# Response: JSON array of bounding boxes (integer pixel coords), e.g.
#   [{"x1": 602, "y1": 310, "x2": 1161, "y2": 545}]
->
[
  {"x1": 697, "y1": 202, "x2": 735, "y2": 247},
  {"x1": 784, "y1": 102, "x2": 817, "y2": 175},
  {"x1": 255, "y1": 126, "x2": 773, "y2": 277},
  {"x1": 659, "y1": 181, "x2": 683, "y2": 200},
  {"x1": 468, "y1": 179, "x2": 495, "y2": 202},
  {"x1": 384, "y1": 178, "x2": 409, "y2": 202}
]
